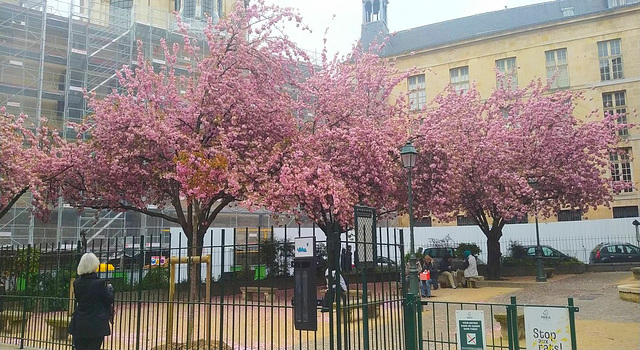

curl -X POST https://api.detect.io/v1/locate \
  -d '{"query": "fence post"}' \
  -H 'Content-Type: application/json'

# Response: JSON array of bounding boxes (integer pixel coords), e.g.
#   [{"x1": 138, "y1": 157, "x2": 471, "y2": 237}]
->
[
  {"x1": 19, "y1": 245, "x2": 32, "y2": 350},
  {"x1": 416, "y1": 299, "x2": 424, "y2": 350},
  {"x1": 219, "y1": 229, "x2": 225, "y2": 350},
  {"x1": 567, "y1": 297, "x2": 579, "y2": 350},
  {"x1": 135, "y1": 235, "x2": 145, "y2": 350},
  {"x1": 403, "y1": 293, "x2": 417, "y2": 350},
  {"x1": 506, "y1": 296, "x2": 520, "y2": 350}
]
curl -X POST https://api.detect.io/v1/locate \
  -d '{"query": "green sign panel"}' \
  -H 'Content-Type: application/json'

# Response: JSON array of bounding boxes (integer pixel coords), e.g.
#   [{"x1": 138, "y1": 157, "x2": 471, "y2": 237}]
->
[{"x1": 456, "y1": 310, "x2": 486, "y2": 350}]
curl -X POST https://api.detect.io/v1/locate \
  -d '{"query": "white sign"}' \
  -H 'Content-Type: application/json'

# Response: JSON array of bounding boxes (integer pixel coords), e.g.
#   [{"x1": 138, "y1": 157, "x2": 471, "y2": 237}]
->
[
  {"x1": 455, "y1": 310, "x2": 486, "y2": 350},
  {"x1": 294, "y1": 237, "x2": 315, "y2": 258},
  {"x1": 524, "y1": 307, "x2": 572, "y2": 350}
]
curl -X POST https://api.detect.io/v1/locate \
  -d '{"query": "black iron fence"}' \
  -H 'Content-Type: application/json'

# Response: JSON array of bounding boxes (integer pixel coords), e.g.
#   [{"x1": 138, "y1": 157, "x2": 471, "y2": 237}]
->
[
  {"x1": 0, "y1": 225, "x2": 407, "y2": 350},
  {"x1": 419, "y1": 297, "x2": 579, "y2": 350}
]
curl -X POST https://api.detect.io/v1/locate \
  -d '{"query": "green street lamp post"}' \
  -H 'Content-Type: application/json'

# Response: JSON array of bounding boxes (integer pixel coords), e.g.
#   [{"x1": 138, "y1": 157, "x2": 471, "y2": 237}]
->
[
  {"x1": 401, "y1": 141, "x2": 419, "y2": 296},
  {"x1": 401, "y1": 141, "x2": 419, "y2": 350},
  {"x1": 527, "y1": 178, "x2": 547, "y2": 283}
]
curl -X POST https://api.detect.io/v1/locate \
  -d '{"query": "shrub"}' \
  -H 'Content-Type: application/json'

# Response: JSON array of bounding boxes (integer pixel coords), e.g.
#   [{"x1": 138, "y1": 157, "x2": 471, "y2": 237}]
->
[
  {"x1": 259, "y1": 237, "x2": 294, "y2": 278},
  {"x1": 507, "y1": 241, "x2": 528, "y2": 259},
  {"x1": 139, "y1": 266, "x2": 170, "y2": 290},
  {"x1": 455, "y1": 243, "x2": 482, "y2": 259}
]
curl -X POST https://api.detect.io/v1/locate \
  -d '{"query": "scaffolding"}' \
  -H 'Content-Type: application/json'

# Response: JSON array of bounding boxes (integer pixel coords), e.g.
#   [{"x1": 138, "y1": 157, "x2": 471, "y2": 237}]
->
[{"x1": 0, "y1": 0, "x2": 223, "y2": 245}]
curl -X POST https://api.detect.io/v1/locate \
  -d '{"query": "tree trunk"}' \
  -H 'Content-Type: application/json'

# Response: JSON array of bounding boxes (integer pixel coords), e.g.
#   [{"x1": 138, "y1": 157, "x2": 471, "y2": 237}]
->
[
  {"x1": 485, "y1": 229, "x2": 502, "y2": 280},
  {"x1": 186, "y1": 231, "x2": 203, "y2": 345}
]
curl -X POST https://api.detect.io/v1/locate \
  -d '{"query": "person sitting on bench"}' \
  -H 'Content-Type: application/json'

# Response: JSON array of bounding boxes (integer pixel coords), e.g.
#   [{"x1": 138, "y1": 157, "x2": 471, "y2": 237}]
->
[
  {"x1": 439, "y1": 254, "x2": 458, "y2": 289},
  {"x1": 463, "y1": 250, "x2": 478, "y2": 287}
]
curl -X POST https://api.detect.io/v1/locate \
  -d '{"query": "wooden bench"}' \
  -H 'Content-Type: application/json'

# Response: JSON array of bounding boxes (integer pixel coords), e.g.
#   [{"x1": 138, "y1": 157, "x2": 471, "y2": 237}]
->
[
  {"x1": 240, "y1": 286, "x2": 277, "y2": 302},
  {"x1": 438, "y1": 271, "x2": 464, "y2": 288},
  {"x1": 322, "y1": 289, "x2": 380, "y2": 321},
  {"x1": 631, "y1": 267, "x2": 640, "y2": 280},
  {"x1": 494, "y1": 313, "x2": 525, "y2": 344},
  {"x1": 466, "y1": 275, "x2": 485, "y2": 288},
  {"x1": 0, "y1": 311, "x2": 32, "y2": 334},
  {"x1": 544, "y1": 268, "x2": 556, "y2": 279},
  {"x1": 45, "y1": 317, "x2": 70, "y2": 340}
]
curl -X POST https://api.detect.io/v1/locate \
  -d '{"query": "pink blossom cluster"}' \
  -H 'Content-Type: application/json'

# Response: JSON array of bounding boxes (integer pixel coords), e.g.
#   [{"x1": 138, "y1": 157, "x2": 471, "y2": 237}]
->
[{"x1": 0, "y1": 107, "x2": 66, "y2": 220}]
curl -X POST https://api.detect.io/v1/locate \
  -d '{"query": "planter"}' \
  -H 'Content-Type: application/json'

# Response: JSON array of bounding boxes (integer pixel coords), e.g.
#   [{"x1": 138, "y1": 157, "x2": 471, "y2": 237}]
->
[
  {"x1": 618, "y1": 284, "x2": 639, "y2": 303},
  {"x1": 45, "y1": 317, "x2": 70, "y2": 340},
  {"x1": 631, "y1": 267, "x2": 640, "y2": 280},
  {"x1": 493, "y1": 313, "x2": 525, "y2": 343}
]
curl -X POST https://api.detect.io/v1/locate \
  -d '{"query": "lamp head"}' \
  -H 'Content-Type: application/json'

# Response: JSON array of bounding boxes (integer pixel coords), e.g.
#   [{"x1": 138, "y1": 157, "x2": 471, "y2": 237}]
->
[{"x1": 400, "y1": 141, "x2": 418, "y2": 169}]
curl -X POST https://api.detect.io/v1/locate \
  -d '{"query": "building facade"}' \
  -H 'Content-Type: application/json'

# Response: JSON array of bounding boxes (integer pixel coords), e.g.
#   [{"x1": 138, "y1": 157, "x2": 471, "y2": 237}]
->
[
  {"x1": 361, "y1": 0, "x2": 640, "y2": 226},
  {"x1": 0, "y1": 0, "x2": 277, "y2": 245}
]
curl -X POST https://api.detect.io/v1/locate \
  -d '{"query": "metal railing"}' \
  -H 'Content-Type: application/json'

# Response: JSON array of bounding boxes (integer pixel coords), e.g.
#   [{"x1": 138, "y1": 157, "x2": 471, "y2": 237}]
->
[
  {"x1": 417, "y1": 297, "x2": 579, "y2": 350},
  {"x1": 0, "y1": 225, "x2": 408, "y2": 350}
]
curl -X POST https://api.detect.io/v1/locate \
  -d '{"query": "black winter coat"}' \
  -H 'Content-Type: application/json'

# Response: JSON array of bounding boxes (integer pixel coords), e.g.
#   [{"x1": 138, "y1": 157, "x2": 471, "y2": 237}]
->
[{"x1": 68, "y1": 274, "x2": 114, "y2": 338}]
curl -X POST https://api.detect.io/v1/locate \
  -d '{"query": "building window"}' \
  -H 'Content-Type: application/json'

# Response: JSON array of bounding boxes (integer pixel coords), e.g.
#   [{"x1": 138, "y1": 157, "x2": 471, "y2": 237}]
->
[
  {"x1": 415, "y1": 216, "x2": 432, "y2": 227},
  {"x1": 608, "y1": 0, "x2": 639, "y2": 8},
  {"x1": 109, "y1": 0, "x2": 133, "y2": 23},
  {"x1": 558, "y1": 209, "x2": 582, "y2": 222},
  {"x1": 495, "y1": 57, "x2": 518, "y2": 89},
  {"x1": 613, "y1": 206, "x2": 638, "y2": 218},
  {"x1": 408, "y1": 74, "x2": 426, "y2": 111},
  {"x1": 456, "y1": 215, "x2": 476, "y2": 226},
  {"x1": 505, "y1": 214, "x2": 528, "y2": 225},
  {"x1": 603, "y1": 91, "x2": 627, "y2": 137},
  {"x1": 610, "y1": 148, "x2": 633, "y2": 192},
  {"x1": 450, "y1": 66, "x2": 469, "y2": 93},
  {"x1": 183, "y1": 0, "x2": 196, "y2": 18},
  {"x1": 202, "y1": 0, "x2": 214, "y2": 17},
  {"x1": 598, "y1": 39, "x2": 623, "y2": 81},
  {"x1": 545, "y1": 49, "x2": 569, "y2": 89}
]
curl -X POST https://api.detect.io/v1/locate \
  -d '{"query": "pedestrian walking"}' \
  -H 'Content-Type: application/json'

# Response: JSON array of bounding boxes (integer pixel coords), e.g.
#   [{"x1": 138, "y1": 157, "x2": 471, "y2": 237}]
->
[
  {"x1": 321, "y1": 267, "x2": 348, "y2": 312},
  {"x1": 420, "y1": 255, "x2": 437, "y2": 297},
  {"x1": 346, "y1": 245, "x2": 353, "y2": 272},
  {"x1": 68, "y1": 253, "x2": 115, "y2": 350}
]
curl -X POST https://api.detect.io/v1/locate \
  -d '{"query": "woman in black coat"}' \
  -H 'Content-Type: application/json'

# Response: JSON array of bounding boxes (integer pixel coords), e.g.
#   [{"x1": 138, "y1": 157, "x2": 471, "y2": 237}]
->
[{"x1": 68, "y1": 253, "x2": 114, "y2": 350}]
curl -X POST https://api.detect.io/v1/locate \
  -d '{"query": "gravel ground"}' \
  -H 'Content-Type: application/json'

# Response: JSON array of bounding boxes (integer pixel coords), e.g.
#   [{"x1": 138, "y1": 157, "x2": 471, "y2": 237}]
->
[{"x1": 488, "y1": 271, "x2": 640, "y2": 323}]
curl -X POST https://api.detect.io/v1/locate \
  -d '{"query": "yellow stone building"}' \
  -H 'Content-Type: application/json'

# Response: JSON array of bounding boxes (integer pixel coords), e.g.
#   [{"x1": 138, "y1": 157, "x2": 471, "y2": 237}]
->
[{"x1": 361, "y1": 0, "x2": 640, "y2": 225}]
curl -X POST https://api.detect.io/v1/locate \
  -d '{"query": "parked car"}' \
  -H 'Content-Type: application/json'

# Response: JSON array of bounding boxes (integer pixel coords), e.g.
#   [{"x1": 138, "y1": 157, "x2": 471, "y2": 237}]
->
[
  {"x1": 522, "y1": 245, "x2": 575, "y2": 261},
  {"x1": 589, "y1": 242, "x2": 640, "y2": 263},
  {"x1": 375, "y1": 256, "x2": 398, "y2": 268},
  {"x1": 420, "y1": 247, "x2": 485, "y2": 270}
]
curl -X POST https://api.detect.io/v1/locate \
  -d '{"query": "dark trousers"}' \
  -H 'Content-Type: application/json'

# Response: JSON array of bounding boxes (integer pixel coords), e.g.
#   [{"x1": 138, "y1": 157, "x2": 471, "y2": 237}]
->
[
  {"x1": 321, "y1": 287, "x2": 347, "y2": 310},
  {"x1": 73, "y1": 336, "x2": 104, "y2": 350}
]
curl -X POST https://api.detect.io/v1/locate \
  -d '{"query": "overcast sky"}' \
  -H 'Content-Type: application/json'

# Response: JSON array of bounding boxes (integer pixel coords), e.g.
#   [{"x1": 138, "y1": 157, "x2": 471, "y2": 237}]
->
[{"x1": 266, "y1": 0, "x2": 550, "y2": 57}]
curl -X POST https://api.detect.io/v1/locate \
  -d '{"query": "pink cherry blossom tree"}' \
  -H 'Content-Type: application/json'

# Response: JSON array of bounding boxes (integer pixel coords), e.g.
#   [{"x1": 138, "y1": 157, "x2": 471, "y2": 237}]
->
[
  {"x1": 58, "y1": 1, "x2": 307, "y2": 333},
  {"x1": 411, "y1": 79, "x2": 631, "y2": 280},
  {"x1": 263, "y1": 45, "x2": 411, "y2": 240},
  {"x1": 0, "y1": 108, "x2": 66, "y2": 220}
]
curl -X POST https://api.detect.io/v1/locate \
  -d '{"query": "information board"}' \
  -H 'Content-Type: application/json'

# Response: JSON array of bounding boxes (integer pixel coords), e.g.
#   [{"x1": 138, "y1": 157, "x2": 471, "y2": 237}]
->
[
  {"x1": 456, "y1": 310, "x2": 486, "y2": 350},
  {"x1": 524, "y1": 307, "x2": 572, "y2": 350},
  {"x1": 294, "y1": 237, "x2": 315, "y2": 258}
]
